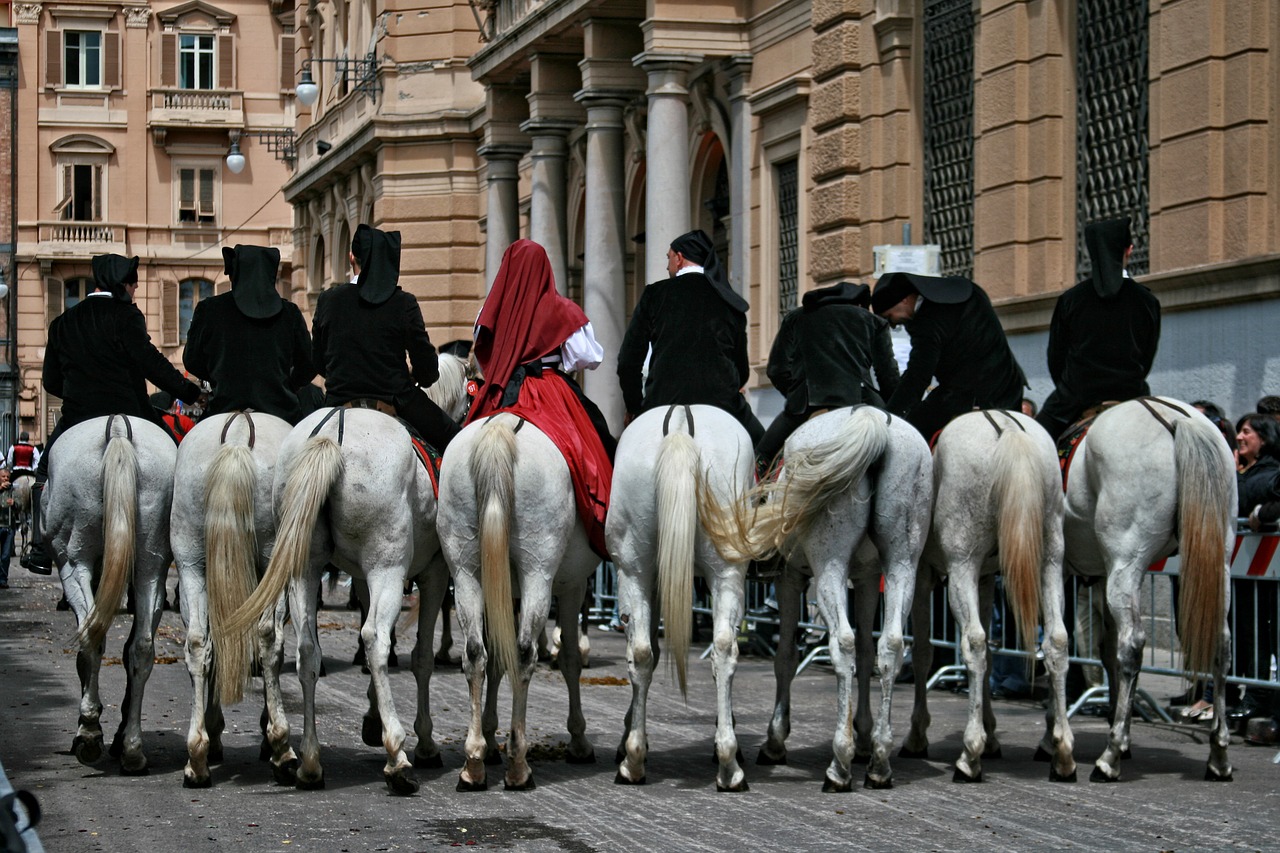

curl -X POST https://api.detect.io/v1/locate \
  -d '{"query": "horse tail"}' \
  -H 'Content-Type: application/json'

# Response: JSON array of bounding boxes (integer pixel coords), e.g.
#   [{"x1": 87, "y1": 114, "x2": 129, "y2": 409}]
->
[
  {"x1": 472, "y1": 418, "x2": 519, "y2": 679},
  {"x1": 1173, "y1": 415, "x2": 1233, "y2": 677},
  {"x1": 990, "y1": 428, "x2": 1044, "y2": 658},
  {"x1": 656, "y1": 431, "x2": 700, "y2": 698},
  {"x1": 205, "y1": 442, "x2": 259, "y2": 706},
  {"x1": 78, "y1": 435, "x2": 138, "y2": 649},
  {"x1": 224, "y1": 437, "x2": 343, "y2": 637},
  {"x1": 710, "y1": 407, "x2": 891, "y2": 563}
]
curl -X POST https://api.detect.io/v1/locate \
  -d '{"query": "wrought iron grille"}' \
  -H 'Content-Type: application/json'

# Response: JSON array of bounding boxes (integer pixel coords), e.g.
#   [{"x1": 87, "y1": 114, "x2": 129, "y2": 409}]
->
[
  {"x1": 1076, "y1": 0, "x2": 1149, "y2": 277},
  {"x1": 776, "y1": 158, "x2": 799, "y2": 314},
  {"x1": 923, "y1": 0, "x2": 975, "y2": 279}
]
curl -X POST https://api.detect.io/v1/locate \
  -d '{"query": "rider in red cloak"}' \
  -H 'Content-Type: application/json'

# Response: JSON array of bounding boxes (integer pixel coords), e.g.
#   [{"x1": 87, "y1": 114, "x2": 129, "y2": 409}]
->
[{"x1": 467, "y1": 240, "x2": 614, "y2": 557}]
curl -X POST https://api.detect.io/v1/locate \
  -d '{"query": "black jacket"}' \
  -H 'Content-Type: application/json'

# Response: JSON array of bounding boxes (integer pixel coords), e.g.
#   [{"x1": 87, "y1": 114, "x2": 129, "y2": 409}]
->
[
  {"x1": 1046, "y1": 275, "x2": 1161, "y2": 404},
  {"x1": 183, "y1": 292, "x2": 316, "y2": 422},
  {"x1": 44, "y1": 294, "x2": 201, "y2": 423},
  {"x1": 1239, "y1": 456, "x2": 1280, "y2": 518},
  {"x1": 886, "y1": 284, "x2": 1026, "y2": 418},
  {"x1": 617, "y1": 272, "x2": 750, "y2": 414},
  {"x1": 311, "y1": 283, "x2": 439, "y2": 404},
  {"x1": 769, "y1": 293, "x2": 899, "y2": 415}
]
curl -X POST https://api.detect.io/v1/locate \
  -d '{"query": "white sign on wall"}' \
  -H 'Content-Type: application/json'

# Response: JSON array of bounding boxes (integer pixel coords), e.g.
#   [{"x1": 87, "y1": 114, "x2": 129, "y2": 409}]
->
[{"x1": 873, "y1": 244, "x2": 941, "y2": 277}]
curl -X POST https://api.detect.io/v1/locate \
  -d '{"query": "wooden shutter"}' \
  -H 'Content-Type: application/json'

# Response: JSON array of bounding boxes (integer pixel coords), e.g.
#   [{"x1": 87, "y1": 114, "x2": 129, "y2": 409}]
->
[
  {"x1": 58, "y1": 164, "x2": 73, "y2": 218},
  {"x1": 160, "y1": 33, "x2": 176, "y2": 87},
  {"x1": 161, "y1": 280, "x2": 179, "y2": 347},
  {"x1": 218, "y1": 35, "x2": 233, "y2": 89},
  {"x1": 92, "y1": 164, "x2": 103, "y2": 221},
  {"x1": 103, "y1": 32, "x2": 120, "y2": 88},
  {"x1": 45, "y1": 30, "x2": 61, "y2": 88},
  {"x1": 279, "y1": 35, "x2": 295, "y2": 91},
  {"x1": 178, "y1": 168, "x2": 194, "y2": 218},
  {"x1": 198, "y1": 169, "x2": 215, "y2": 218},
  {"x1": 46, "y1": 277, "x2": 64, "y2": 326}
]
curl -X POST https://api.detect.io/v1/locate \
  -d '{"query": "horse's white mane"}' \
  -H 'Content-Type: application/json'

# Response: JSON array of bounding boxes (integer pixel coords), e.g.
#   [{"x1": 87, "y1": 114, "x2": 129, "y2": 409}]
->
[{"x1": 427, "y1": 353, "x2": 470, "y2": 423}]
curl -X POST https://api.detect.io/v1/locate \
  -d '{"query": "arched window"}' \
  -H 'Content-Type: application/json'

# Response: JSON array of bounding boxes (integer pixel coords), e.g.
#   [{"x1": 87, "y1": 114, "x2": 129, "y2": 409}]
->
[{"x1": 179, "y1": 278, "x2": 215, "y2": 342}]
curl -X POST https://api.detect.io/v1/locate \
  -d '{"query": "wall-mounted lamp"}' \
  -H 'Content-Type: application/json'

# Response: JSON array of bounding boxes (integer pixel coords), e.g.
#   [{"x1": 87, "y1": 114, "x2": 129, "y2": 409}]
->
[
  {"x1": 225, "y1": 139, "x2": 246, "y2": 174},
  {"x1": 295, "y1": 53, "x2": 381, "y2": 106},
  {"x1": 226, "y1": 129, "x2": 298, "y2": 174}
]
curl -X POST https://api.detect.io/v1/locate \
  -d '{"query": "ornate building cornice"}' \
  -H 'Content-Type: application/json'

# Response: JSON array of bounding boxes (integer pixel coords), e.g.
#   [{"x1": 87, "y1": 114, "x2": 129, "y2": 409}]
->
[
  {"x1": 125, "y1": 6, "x2": 153, "y2": 29},
  {"x1": 15, "y1": 4, "x2": 43, "y2": 26}
]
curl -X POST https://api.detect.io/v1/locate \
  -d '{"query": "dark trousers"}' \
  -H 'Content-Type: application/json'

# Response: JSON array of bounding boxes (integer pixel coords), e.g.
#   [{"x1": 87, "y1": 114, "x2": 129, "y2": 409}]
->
[
  {"x1": 757, "y1": 390, "x2": 886, "y2": 465},
  {"x1": 1036, "y1": 389, "x2": 1088, "y2": 444},
  {"x1": 392, "y1": 388, "x2": 462, "y2": 453},
  {"x1": 905, "y1": 386, "x2": 1020, "y2": 442}
]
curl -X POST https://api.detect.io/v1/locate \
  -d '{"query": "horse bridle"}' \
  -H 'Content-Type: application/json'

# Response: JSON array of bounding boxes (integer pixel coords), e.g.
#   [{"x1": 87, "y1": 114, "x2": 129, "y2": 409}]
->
[{"x1": 219, "y1": 409, "x2": 257, "y2": 449}]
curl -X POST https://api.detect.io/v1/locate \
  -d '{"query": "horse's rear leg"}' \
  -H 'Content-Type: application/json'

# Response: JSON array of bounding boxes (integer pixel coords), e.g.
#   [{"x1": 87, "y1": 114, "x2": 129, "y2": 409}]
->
[
  {"x1": 851, "y1": 574, "x2": 879, "y2": 764},
  {"x1": 899, "y1": 568, "x2": 935, "y2": 759},
  {"x1": 453, "y1": 567, "x2": 491, "y2": 791},
  {"x1": 555, "y1": 586, "x2": 596, "y2": 766},
  {"x1": 948, "y1": 565, "x2": 989, "y2": 782},
  {"x1": 1206, "y1": 616, "x2": 1233, "y2": 781},
  {"x1": 615, "y1": 561, "x2": 656, "y2": 784},
  {"x1": 759, "y1": 568, "x2": 804, "y2": 766},
  {"x1": 257, "y1": 594, "x2": 297, "y2": 784},
  {"x1": 708, "y1": 566, "x2": 748, "y2": 792},
  {"x1": 363, "y1": 568, "x2": 417, "y2": 795},
  {"x1": 1091, "y1": 570, "x2": 1144, "y2": 782},
  {"x1": 814, "y1": 561, "x2": 858, "y2": 792},
  {"x1": 289, "y1": 569, "x2": 326, "y2": 789},
  {"x1": 1035, "y1": 530, "x2": 1076, "y2": 782},
  {"x1": 503, "y1": 588, "x2": 548, "y2": 790},
  {"x1": 868, "y1": 549, "x2": 915, "y2": 790},
  {"x1": 410, "y1": 561, "x2": 448, "y2": 769},
  {"x1": 179, "y1": 558, "x2": 215, "y2": 787},
  {"x1": 115, "y1": 569, "x2": 166, "y2": 775}
]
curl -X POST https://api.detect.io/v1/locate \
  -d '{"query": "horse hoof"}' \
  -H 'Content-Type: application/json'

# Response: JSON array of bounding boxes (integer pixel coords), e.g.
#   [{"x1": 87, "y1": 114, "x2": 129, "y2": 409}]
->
[
  {"x1": 272, "y1": 758, "x2": 299, "y2": 786},
  {"x1": 120, "y1": 761, "x2": 150, "y2": 777},
  {"x1": 822, "y1": 777, "x2": 852, "y2": 793},
  {"x1": 1204, "y1": 767, "x2": 1233, "y2": 782},
  {"x1": 182, "y1": 773, "x2": 212, "y2": 789},
  {"x1": 716, "y1": 780, "x2": 749, "y2": 793},
  {"x1": 72, "y1": 736, "x2": 103, "y2": 766},
  {"x1": 862, "y1": 774, "x2": 892, "y2": 791},
  {"x1": 484, "y1": 750, "x2": 503, "y2": 767},
  {"x1": 1121, "y1": 748, "x2": 1132, "y2": 760},
  {"x1": 503, "y1": 775, "x2": 536, "y2": 791},
  {"x1": 756, "y1": 750, "x2": 787, "y2": 766},
  {"x1": 984, "y1": 747, "x2": 1003, "y2": 760},
  {"x1": 566, "y1": 750, "x2": 596, "y2": 765},
  {"x1": 613, "y1": 772, "x2": 645, "y2": 786},
  {"x1": 413, "y1": 752, "x2": 444, "y2": 769},
  {"x1": 952, "y1": 768, "x2": 982, "y2": 783},
  {"x1": 296, "y1": 773, "x2": 326, "y2": 791},
  {"x1": 108, "y1": 733, "x2": 124, "y2": 759},
  {"x1": 1033, "y1": 746, "x2": 1052, "y2": 763},
  {"x1": 898, "y1": 745, "x2": 929, "y2": 760},
  {"x1": 455, "y1": 777, "x2": 488, "y2": 793},
  {"x1": 1089, "y1": 766, "x2": 1118, "y2": 783},
  {"x1": 361, "y1": 715, "x2": 383, "y2": 748},
  {"x1": 1050, "y1": 767, "x2": 1078, "y2": 783},
  {"x1": 386, "y1": 770, "x2": 419, "y2": 796}
]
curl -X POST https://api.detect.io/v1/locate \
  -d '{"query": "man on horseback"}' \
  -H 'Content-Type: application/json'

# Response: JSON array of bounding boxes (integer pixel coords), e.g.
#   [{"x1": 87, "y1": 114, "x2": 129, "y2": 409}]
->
[
  {"x1": 468, "y1": 239, "x2": 614, "y2": 555},
  {"x1": 183, "y1": 244, "x2": 316, "y2": 422},
  {"x1": 871, "y1": 272, "x2": 1026, "y2": 440},
  {"x1": 5, "y1": 432, "x2": 39, "y2": 477},
  {"x1": 1035, "y1": 217, "x2": 1161, "y2": 441},
  {"x1": 617, "y1": 229, "x2": 764, "y2": 444},
  {"x1": 757, "y1": 281, "x2": 900, "y2": 469},
  {"x1": 23, "y1": 254, "x2": 204, "y2": 573},
  {"x1": 311, "y1": 224, "x2": 459, "y2": 451}
]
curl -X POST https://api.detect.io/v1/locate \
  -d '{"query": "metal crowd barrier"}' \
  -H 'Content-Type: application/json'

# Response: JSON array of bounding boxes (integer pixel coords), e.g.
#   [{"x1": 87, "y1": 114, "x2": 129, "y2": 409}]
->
[{"x1": 588, "y1": 528, "x2": 1280, "y2": 722}]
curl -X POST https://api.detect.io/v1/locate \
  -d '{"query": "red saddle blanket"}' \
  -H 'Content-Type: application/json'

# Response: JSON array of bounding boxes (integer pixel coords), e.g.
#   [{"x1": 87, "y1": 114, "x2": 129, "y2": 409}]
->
[
  {"x1": 472, "y1": 370, "x2": 612, "y2": 558},
  {"x1": 1056, "y1": 415, "x2": 1097, "y2": 491},
  {"x1": 410, "y1": 437, "x2": 442, "y2": 499}
]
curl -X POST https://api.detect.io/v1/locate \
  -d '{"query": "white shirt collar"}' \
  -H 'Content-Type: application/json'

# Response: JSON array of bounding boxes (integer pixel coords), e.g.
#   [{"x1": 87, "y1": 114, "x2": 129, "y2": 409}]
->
[
  {"x1": 676, "y1": 264, "x2": 704, "y2": 277},
  {"x1": 87, "y1": 291, "x2": 113, "y2": 298}
]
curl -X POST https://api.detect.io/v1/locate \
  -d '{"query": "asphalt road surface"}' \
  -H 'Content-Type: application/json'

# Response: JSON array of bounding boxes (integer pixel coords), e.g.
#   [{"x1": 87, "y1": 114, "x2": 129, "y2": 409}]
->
[{"x1": 0, "y1": 569, "x2": 1275, "y2": 852}]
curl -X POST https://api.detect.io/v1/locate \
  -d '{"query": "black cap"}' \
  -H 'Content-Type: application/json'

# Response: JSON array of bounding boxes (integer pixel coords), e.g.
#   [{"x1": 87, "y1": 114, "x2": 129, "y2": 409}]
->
[
  {"x1": 670, "y1": 229, "x2": 748, "y2": 313},
  {"x1": 351, "y1": 224, "x2": 401, "y2": 306},
  {"x1": 1084, "y1": 218, "x2": 1132, "y2": 299},
  {"x1": 802, "y1": 281, "x2": 871, "y2": 311},
  {"x1": 222, "y1": 244, "x2": 283, "y2": 319},
  {"x1": 91, "y1": 254, "x2": 139, "y2": 302},
  {"x1": 871, "y1": 272, "x2": 973, "y2": 315}
]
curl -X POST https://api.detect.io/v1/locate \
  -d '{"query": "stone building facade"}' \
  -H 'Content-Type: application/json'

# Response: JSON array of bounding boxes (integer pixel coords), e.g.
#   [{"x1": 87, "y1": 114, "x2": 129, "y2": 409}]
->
[{"x1": 10, "y1": 0, "x2": 296, "y2": 439}]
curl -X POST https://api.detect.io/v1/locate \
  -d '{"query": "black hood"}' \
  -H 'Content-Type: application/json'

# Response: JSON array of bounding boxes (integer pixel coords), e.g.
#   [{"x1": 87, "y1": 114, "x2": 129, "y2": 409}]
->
[
  {"x1": 802, "y1": 281, "x2": 870, "y2": 311},
  {"x1": 91, "y1": 254, "x2": 139, "y2": 303},
  {"x1": 1084, "y1": 218, "x2": 1132, "y2": 299},
  {"x1": 871, "y1": 272, "x2": 973, "y2": 315},
  {"x1": 351, "y1": 224, "x2": 401, "y2": 306},
  {"x1": 222, "y1": 244, "x2": 283, "y2": 319},
  {"x1": 670, "y1": 229, "x2": 748, "y2": 313}
]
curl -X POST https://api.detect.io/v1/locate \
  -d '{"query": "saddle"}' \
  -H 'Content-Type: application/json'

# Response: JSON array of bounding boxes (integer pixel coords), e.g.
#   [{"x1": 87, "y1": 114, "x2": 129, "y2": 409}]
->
[{"x1": 1055, "y1": 401, "x2": 1124, "y2": 489}]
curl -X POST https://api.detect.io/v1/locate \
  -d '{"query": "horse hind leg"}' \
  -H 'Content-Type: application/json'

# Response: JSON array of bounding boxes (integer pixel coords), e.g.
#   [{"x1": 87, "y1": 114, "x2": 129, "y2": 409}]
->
[
  {"x1": 363, "y1": 569, "x2": 418, "y2": 796},
  {"x1": 707, "y1": 565, "x2": 748, "y2": 792},
  {"x1": 1205, "y1": 615, "x2": 1233, "y2": 781},
  {"x1": 949, "y1": 563, "x2": 990, "y2": 783},
  {"x1": 411, "y1": 561, "x2": 449, "y2": 769},
  {"x1": 758, "y1": 568, "x2": 804, "y2": 766},
  {"x1": 615, "y1": 558, "x2": 656, "y2": 784},
  {"x1": 555, "y1": 587, "x2": 597, "y2": 767},
  {"x1": 899, "y1": 568, "x2": 936, "y2": 760},
  {"x1": 851, "y1": 573, "x2": 879, "y2": 765},
  {"x1": 1091, "y1": 570, "x2": 1144, "y2": 783},
  {"x1": 115, "y1": 571, "x2": 166, "y2": 775},
  {"x1": 258, "y1": 594, "x2": 298, "y2": 785}
]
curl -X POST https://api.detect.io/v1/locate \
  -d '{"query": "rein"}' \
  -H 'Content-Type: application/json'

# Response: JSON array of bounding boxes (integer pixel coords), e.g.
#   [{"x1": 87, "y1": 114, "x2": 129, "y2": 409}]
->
[
  {"x1": 104, "y1": 413, "x2": 133, "y2": 443},
  {"x1": 1135, "y1": 396, "x2": 1188, "y2": 438},
  {"x1": 980, "y1": 408, "x2": 1026, "y2": 438},
  {"x1": 219, "y1": 409, "x2": 257, "y2": 450},
  {"x1": 309, "y1": 406, "x2": 346, "y2": 445},
  {"x1": 662, "y1": 404, "x2": 695, "y2": 438}
]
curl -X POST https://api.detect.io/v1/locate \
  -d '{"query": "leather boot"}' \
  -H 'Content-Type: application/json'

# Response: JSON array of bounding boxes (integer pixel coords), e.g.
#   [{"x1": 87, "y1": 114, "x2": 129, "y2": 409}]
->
[{"x1": 21, "y1": 481, "x2": 53, "y2": 575}]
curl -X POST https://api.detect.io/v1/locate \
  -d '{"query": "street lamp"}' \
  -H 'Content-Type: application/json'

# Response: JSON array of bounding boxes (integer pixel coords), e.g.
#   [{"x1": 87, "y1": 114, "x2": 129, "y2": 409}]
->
[
  {"x1": 294, "y1": 54, "x2": 381, "y2": 107},
  {"x1": 225, "y1": 139, "x2": 246, "y2": 174}
]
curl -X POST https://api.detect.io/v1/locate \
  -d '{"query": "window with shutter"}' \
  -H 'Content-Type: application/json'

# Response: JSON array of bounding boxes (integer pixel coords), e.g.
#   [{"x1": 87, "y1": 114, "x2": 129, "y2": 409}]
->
[
  {"x1": 60, "y1": 163, "x2": 103, "y2": 222},
  {"x1": 218, "y1": 35, "x2": 233, "y2": 89},
  {"x1": 64, "y1": 31, "x2": 102, "y2": 89},
  {"x1": 160, "y1": 33, "x2": 177, "y2": 87},
  {"x1": 280, "y1": 35, "x2": 295, "y2": 92},
  {"x1": 103, "y1": 32, "x2": 120, "y2": 89},
  {"x1": 45, "y1": 29, "x2": 61, "y2": 88},
  {"x1": 161, "y1": 280, "x2": 179, "y2": 347},
  {"x1": 198, "y1": 169, "x2": 215, "y2": 219},
  {"x1": 177, "y1": 167, "x2": 217, "y2": 224},
  {"x1": 179, "y1": 33, "x2": 215, "y2": 90}
]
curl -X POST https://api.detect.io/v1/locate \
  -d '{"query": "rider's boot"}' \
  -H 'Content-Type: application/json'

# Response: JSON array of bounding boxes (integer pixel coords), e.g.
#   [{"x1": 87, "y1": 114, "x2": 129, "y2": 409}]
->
[{"x1": 21, "y1": 479, "x2": 53, "y2": 575}]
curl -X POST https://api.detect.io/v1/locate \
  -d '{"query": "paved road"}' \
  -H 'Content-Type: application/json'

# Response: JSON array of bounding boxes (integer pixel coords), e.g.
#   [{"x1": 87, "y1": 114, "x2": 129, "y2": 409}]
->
[{"x1": 0, "y1": 568, "x2": 1275, "y2": 852}]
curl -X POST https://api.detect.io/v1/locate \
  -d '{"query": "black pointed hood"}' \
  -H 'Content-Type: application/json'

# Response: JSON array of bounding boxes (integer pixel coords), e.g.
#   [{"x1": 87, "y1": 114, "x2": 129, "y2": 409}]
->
[
  {"x1": 351, "y1": 224, "x2": 401, "y2": 306},
  {"x1": 1084, "y1": 218, "x2": 1132, "y2": 299},
  {"x1": 871, "y1": 272, "x2": 973, "y2": 315},
  {"x1": 802, "y1": 281, "x2": 871, "y2": 311},
  {"x1": 222, "y1": 244, "x2": 283, "y2": 319},
  {"x1": 670, "y1": 229, "x2": 748, "y2": 313},
  {"x1": 91, "y1": 254, "x2": 139, "y2": 303}
]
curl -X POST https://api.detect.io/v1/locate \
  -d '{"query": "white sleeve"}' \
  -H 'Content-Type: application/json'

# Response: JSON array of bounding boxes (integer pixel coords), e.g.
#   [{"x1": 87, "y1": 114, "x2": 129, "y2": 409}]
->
[
  {"x1": 32, "y1": 448, "x2": 41, "y2": 469},
  {"x1": 3, "y1": 448, "x2": 11, "y2": 468},
  {"x1": 560, "y1": 322, "x2": 604, "y2": 372}
]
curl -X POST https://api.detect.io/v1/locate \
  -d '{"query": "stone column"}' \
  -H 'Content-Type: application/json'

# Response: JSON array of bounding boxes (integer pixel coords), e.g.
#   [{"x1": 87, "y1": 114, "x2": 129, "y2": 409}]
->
[
  {"x1": 479, "y1": 146, "x2": 523, "y2": 291},
  {"x1": 636, "y1": 54, "x2": 698, "y2": 280},
  {"x1": 520, "y1": 120, "x2": 576, "y2": 294},
  {"x1": 725, "y1": 56, "x2": 753, "y2": 303},
  {"x1": 575, "y1": 96, "x2": 630, "y2": 433}
]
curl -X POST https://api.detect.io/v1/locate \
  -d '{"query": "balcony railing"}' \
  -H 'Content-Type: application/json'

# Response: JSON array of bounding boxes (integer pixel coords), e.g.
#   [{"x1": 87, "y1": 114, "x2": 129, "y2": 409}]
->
[
  {"x1": 148, "y1": 88, "x2": 245, "y2": 128},
  {"x1": 38, "y1": 221, "x2": 122, "y2": 244}
]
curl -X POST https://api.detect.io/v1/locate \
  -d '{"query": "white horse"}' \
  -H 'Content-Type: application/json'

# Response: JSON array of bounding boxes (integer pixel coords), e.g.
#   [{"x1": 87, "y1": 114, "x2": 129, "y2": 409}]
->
[
  {"x1": 607, "y1": 405, "x2": 753, "y2": 791},
  {"x1": 170, "y1": 410, "x2": 296, "y2": 788},
  {"x1": 43, "y1": 415, "x2": 178, "y2": 775},
  {"x1": 705, "y1": 405, "x2": 932, "y2": 790},
  {"x1": 8, "y1": 473, "x2": 34, "y2": 554},
  {"x1": 437, "y1": 412, "x2": 598, "y2": 791},
  {"x1": 899, "y1": 410, "x2": 1075, "y2": 783},
  {"x1": 1063, "y1": 396, "x2": 1235, "y2": 782}
]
